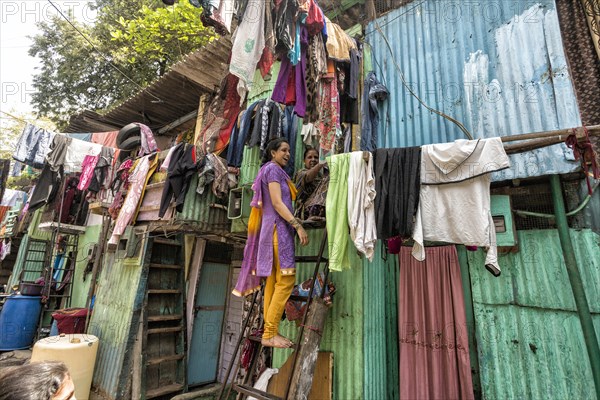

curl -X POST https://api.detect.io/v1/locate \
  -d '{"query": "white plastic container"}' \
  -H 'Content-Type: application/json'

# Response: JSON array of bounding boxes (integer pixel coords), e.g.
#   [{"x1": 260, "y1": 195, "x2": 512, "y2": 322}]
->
[{"x1": 31, "y1": 333, "x2": 99, "y2": 400}]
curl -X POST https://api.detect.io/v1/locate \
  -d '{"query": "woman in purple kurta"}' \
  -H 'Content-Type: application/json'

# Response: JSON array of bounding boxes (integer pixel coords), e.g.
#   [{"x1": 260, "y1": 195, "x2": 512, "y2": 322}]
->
[{"x1": 233, "y1": 138, "x2": 309, "y2": 348}]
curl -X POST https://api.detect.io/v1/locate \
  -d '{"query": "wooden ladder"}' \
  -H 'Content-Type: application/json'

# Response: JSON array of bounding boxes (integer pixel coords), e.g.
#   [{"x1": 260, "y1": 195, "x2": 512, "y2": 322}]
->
[
  {"x1": 218, "y1": 230, "x2": 331, "y2": 400},
  {"x1": 140, "y1": 236, "x2": 187, "y2": 399}
]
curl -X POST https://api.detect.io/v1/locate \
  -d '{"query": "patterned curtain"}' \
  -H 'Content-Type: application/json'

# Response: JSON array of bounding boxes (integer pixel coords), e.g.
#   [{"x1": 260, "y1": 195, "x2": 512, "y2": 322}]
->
[
  {"x1": 582, "y1": 0, "x2": 600, "y2": 61},
  {"x1": 556, "y1": 0, "x2": 600, "y2": 167}
]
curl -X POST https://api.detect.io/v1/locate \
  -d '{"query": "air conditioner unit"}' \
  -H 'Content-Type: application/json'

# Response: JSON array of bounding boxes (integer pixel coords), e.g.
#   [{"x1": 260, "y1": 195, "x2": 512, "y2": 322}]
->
[{"x1": 228, "y1": 186, "x2": 253, "y2": 233}]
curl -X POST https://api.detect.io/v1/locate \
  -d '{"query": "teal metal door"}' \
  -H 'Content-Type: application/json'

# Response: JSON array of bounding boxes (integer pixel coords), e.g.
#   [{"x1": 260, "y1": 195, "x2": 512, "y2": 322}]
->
[{"x1": 188, "y1": 262, "x2": 229, "y2": 386}]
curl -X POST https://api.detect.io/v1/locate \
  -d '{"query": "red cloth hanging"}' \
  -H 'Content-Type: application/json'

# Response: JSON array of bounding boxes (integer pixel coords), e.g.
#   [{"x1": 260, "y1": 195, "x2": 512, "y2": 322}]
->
[{"x1": 398, "y1": 246, "x2": 474, "y2": 400}]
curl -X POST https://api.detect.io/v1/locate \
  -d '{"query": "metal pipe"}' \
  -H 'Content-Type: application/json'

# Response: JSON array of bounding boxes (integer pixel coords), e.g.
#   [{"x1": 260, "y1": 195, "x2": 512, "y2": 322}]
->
[
  {"x1": 456, "y1": 246, "x2": 482, "y2": 397},
  {"x1": 514, "y1": 181, "x2": 599, "y2": 219},
  {"x1": 550, "y1": 174, "x2": 600, "y2": 398}
]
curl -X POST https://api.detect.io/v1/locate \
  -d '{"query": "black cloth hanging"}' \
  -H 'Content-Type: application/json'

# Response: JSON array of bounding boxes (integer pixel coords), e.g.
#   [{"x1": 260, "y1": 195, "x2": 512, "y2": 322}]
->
[
  {"x1": 374, "y1": 147, "x2": 421, "y2": 239},
  {"x1": 158, "y1": 143, "x2": 197, "y2": 217}
]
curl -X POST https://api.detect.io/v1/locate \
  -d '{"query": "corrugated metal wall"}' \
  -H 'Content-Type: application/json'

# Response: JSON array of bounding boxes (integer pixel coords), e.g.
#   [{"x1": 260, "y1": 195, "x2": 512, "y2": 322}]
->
[
  {"x1": 363, "y1": 242, "x2": 400, "y2": 400},
  {"x1": 89, "y1": 230, "x2": 149, "y2": 400},
  {"x1": 365, "y1": 0, "x2": 581, "y2": 180},
  {"x1": 175, "y1": 175, "x2": 230, "y2": 233},
  {"x1": 70, "y1": 224, "x2": 101, "y2": 308},
  {"x1": 273, "y1": 228, "x2": 365, "y2": 400},
  {"x1": 467, "y1": 229, "x2": 600, "y2": 399}
]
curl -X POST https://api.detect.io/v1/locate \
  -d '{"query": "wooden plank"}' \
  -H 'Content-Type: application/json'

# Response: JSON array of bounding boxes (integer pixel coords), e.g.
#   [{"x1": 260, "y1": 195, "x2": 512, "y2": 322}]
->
[
  {"x1": 288, "y1": 298, "x2": 330, "y2": 400},
  {"x1": 147, "y1": 326, "x2": 183, "y2": 335},
  {"x1": 147, "y1": 354, "x2": 184, "y2": 366},
  {"x1": 147, "y1": 314, "x2": 182, "y2": 322},
  {"x1": 147, "y1": 289, "x2": 182, "y2": 294},
  {"x1": 149, "y1": 263, "x2": 182, "y2": 270},
  {"x1": 145, "y1": 383, "x2": 184, "y2": 399},
  {"x1": 267, "y1": 352, "x2": 333, "y2": 400},
  {"x1": 152, "y1": 237, "x2": 180, "y2": 246}
]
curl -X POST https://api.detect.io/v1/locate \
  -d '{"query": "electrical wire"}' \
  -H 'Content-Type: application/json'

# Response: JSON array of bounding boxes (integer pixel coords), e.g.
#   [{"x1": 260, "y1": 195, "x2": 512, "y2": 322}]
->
[
  {"x1": 363, "y1": 0, "x2": 427, "y2": 36},
  {"x1": 45, "y1": 0, "x2": 163, "y2": 103},
  {"x1": 367, "y1": 18, "x2": 474, "y2": 140},
  {"x1": 0, "y1": 110, "x2": 34, "y2": 125}
]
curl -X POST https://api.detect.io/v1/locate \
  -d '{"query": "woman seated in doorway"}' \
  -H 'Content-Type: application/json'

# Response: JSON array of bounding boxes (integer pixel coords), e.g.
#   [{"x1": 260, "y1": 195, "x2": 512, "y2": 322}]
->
[{"x1": 293, "y1": 147, "x2": 329, "y2": 225}]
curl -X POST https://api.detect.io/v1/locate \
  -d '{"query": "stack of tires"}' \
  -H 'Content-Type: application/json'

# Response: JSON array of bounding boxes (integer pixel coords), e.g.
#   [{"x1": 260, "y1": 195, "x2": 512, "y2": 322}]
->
[{"x1": 117, "y1": 123, "x2": 143, "y2": 161}]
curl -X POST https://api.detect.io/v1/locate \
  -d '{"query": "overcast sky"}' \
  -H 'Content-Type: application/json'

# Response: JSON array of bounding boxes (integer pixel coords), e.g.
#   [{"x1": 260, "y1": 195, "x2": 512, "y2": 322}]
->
[{"x1": 0, "y1": 0, "x2": 97, "y2": 119}]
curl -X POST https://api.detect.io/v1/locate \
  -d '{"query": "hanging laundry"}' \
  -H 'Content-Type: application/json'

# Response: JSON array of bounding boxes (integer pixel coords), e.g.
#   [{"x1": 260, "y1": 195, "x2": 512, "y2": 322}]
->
[
  {"x1": 339, "y1": 45, "x2": 362, "y2": 124},
  {"x1": 412, "y1": 138, "x2": 510, "y2": 276},
  {"x1": 133, "y1": 123, "x2": 159, "y2": 157},
  {"x1": 0, "y1": 189, "x2": 27, "y2": 207},
  {"x1": 274, "y1": 0, "x2": 296, "y2": 56},
  {"x1": 398, "y1": 245, "x2": 475, "y2": 400},
  {"x1": 325, "y1": 153, "x2": 351, "y2": 271},
  {"x1": 324, "y1": 17, "x2": 357, "y2": 61},
  {"x1": 318, "y1": 72, "x2": 340, "y2": 154},
  {"x1": 108, "y1": 154, "x2": 158, "y2": 247},
  {"x1": 159, "y1": 143, "x2": 197, "y2": 218},
  {"x1": 87, "y1": 147, "x2": 115, "y2": 194},
  {"x1": 196, "y1": 0, "x2": 234, "y2": 35},
  {"x1": 91, "y1": 131, "x2": 119, "y2": 148},
  {"x1": 272, "y1": 26, "x2": 308, "y2": 117},
  {"x1": 13, "y1": 124, "x2": 56, "y2": 169},
  {"x1": 360, "y1": 72, "x2": 389, "y2": 152},
  {"x1": 347, "y1": 151, "x2": 377, "y2": 261},
  {"x1": 28, "y1": 135, "x2": 71, "y2": 213},
  {"x1": 246, "y1": 100, "x2": 267, "y2": 149},
  {"x1": 64, "y1": 136, "x2": 103, "y2": 173},
  {"x1": 374, "y1": 147, "x2": 421, "y2": 239},
  {"x1": 196, "y1": 74, "x2": 241, "y2": 157},
  {"x1": 0, "y1": 238, "x2": 11, "y2": 261},
  {"x1": 227, "y1": 102, "x2": 260, "y2": 167},
  {"x1": 305, "y1": 0, "x2": 325, "y2": 35},
  {"x1": 197, "y1": 153, "x2": 230, "y2": 198},
  {"x1": 78, "y1": 155, "x2": 100, "y2": 191},
  {"x1": 67, "y1": 133, "x2": 92, "y2": 142},
  {"x1": 230, "y1": 0, "x2": 266, "y2": 99},
  {"x1": 258, "y1": 0, "x2": 276, "y2": 78},
  {"x1": 281, "y1": 106, "x2": 298, "y2": 177},
  {"x1": 304, "y1": 32, "x2": 328, "y2": 124}
]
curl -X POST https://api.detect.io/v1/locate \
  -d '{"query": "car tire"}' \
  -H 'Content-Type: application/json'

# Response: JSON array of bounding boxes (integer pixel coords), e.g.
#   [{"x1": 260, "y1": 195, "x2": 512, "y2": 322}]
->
[
  {"x1": 117, "y1": 123, "x2": 141, "y2": 148},
  {"x1": 119, "y1": 135, "x2": 141, "y2": 151}
]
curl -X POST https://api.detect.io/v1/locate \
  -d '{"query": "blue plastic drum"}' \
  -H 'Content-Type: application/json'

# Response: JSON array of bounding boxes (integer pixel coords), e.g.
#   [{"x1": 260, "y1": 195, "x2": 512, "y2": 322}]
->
[{"x1": 0, "y1": 295, "x2": 42, "y2": 350}]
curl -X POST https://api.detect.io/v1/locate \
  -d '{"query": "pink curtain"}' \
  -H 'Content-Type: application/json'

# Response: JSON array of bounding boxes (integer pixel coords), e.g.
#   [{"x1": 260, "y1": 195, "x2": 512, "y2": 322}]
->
[{"x1": 399, "y1": 246, "x2": 474, "y2": 400}]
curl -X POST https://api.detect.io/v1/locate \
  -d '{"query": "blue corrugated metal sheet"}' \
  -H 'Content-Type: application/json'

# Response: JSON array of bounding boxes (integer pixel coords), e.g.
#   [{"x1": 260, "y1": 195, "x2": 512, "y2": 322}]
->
[
  {"x1": 366, "y1": 0, "x2": 581, "y2": 180},
  {"x1": 467, "y1": 229, "x2": 600, "y2": 399},
  {"x1": 89, "y1": 230, "x2": 149, "y2": 399},
  {"x1": 273, "y1": 228, "x2": 364, "y2": 400}
]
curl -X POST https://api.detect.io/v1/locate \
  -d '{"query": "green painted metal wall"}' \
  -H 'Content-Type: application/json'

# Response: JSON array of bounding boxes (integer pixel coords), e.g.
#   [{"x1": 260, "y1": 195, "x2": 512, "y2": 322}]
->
[
  {"x1": 467, "y1": 229, "x2": 600, "y2": 399},
  {"x1": 273, "y1": 229, "x2": 364, "y2": 400},
  {"x1": 27, "y1": 208, "x2": 52, "y2": 241},
  {"x1": 89, "y1": 229, "x2": 149, "y2": 399},
  {"x1": 70, "y1": 224, "x2": 102, "y2": 308},
  {"x1": 175, "y1": 174, "x2": 230, "y2": 233},
  {"x1": 363, "y1": 242, "x2": 399, "y2": 400},
  {"x1": 6, "y1": 209, "x2": 54, "y2": 287}
]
